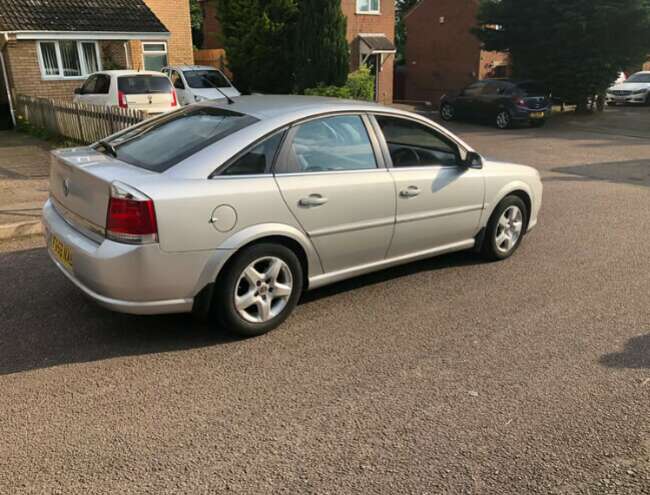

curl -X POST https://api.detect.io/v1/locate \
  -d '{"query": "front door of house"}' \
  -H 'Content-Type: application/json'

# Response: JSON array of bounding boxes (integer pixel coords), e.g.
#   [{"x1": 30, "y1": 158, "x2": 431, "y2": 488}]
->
[{"x1": 366, "y1": 54, "x2": 379, "y2": 101}]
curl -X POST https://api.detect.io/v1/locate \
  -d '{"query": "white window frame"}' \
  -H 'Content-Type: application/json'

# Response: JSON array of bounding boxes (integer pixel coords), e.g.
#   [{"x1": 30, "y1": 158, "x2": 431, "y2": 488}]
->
[
  {"x1": 36, "y1": 40, "x2": 102, "y2": 80},
  {"x1": 356, "y1": 0, "x2": 381, "y2": 15},
  {"x1": 141, "y1": 41, "x2": 168, "y2": 71}
]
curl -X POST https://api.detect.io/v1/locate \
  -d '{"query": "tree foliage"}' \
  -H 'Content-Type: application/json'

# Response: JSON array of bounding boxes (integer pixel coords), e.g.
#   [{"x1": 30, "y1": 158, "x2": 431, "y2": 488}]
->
[
  {"x1": 304, "y1": 65, "x2": 375, "y2": 100},
  {"x1": 293, "y1": 0, "x2": 349, "y2": 91},
  {"x1": 395, "y1": 0, "x2": 419, "y2": 65},
  {"x1": 475, "y1": 0, "x2": 650, "y2": 109},
  {"x1": 217, "y1": 0, "x2": 298, "y2": 93},
  {"x1": 190, "y1": 0, "x2": 204, "y2": 48}
]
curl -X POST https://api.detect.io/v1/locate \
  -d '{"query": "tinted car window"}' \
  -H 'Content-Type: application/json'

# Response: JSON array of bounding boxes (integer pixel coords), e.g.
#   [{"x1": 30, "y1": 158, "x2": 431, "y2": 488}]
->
[
  {"x1": 118, "y1": 75, "x2": 173, "y2": 95},
  {"x1": 94, "y1": 74, "x2": 111, "y2": 94},
  {"x1": 462, "y1": 82, "x2": 487, "y2": 96},
  {"x1": 102, "y1": 107, "x2": 258, "y2": 173},
  {"x1": 376, "y1": 116, "x2": 459, "y2": 168},
  {"x1": 222, "y1": 131, "x2": 285, "y2": 176},
  {"x1": 286, "y1": 115, "x2": 377, "y2": 173},
  {"x1": 184, "y1": 70, "x2": 230, "y2": 89}
]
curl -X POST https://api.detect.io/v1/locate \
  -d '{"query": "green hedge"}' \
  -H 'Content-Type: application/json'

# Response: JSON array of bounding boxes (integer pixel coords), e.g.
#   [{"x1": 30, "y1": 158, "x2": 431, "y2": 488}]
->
[{"x1": 304, "y1": 66, "x2": 375, "y2": 101}]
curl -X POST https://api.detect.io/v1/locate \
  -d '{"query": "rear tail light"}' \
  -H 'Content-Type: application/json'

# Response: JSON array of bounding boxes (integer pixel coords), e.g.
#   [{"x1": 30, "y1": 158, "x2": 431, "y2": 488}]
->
[
  {"x1": 118, "y1": 91, "x2": 128, "y2": 109},
  {"x1": 106, "y1": 182, "x2": 158, "y2": 244},
  {"x1": 171, "y1": 90, "x2": 178, "y2": 107},
  {"x1": 512, "y1": 96, "x2": 526, "y2": 107}
]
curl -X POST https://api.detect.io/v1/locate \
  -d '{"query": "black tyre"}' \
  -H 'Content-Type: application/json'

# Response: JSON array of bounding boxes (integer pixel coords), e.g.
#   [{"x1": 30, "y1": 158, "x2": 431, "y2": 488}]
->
[
  {"x1": 440, "y1": 103, "x2": 455, "y2": 121},
  {"x1": 213, "y1": 243, "x2": 303, "y2": 337},
  {"x1": 482, "y1": 195, "x2": 528, "y2": 261},
  {"x1": 495, "y1": 110, "x2": 512, "y2": 129}
]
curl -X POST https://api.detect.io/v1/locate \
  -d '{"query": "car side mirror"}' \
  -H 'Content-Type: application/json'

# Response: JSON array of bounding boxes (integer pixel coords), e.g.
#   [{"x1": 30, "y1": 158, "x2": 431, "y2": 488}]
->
[
  {"x1": 464, "y1": 151, "x2": 483, "y2": 169},
  {"x1": 74, "y1": 87, "x2": 82, "y2": 95}
]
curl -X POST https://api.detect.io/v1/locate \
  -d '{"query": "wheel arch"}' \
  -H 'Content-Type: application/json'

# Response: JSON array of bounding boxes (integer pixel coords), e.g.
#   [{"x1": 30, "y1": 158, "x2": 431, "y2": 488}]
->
[{"x1": 484, "y1": 182, "x2": 533, "y2": 230}]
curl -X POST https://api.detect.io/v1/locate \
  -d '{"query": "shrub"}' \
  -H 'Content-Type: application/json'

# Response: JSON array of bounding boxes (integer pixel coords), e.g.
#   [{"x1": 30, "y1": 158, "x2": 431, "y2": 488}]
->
[{"x1": 303, "y1": 66, "x2": 375, "y2": 101}]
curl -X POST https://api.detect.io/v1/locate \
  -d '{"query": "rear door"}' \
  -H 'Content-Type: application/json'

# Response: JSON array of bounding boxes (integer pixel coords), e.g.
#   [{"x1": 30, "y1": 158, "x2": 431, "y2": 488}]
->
[
  {"x1": 117, "y1": 75, "x2": 175, "y2": 113},
  {"x1": 454, "y1": 81, "x2": 487, "y2": 119},
  {"x1": 372, "y1": 114, "x2": 484, "y2": 258},
  {"x1": 273, "y1": 114, "x2": 396, "y2": 274}
]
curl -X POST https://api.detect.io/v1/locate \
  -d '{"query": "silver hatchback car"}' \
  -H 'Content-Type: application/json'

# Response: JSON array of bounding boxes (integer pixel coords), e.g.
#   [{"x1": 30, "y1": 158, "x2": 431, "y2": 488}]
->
[{"x1": 43, "y1": 96, "x2": 542, "y2": 336}]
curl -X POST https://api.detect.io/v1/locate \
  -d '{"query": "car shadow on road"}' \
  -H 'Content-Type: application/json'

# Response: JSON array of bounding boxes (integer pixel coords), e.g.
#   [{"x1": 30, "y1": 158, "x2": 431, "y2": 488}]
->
[
  {"x1": 551, "y1": 160, "x2": 650, "y2": 188},
  {"x1": 599, "y1": 334, "x2": 650, "y2": 369},
  {"x1": 0, "y1": 247, "x2": 484, "y2": 376}
]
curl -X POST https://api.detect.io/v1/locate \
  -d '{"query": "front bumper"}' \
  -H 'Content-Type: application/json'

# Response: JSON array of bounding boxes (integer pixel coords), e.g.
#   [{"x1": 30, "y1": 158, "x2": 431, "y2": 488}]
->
[
  {"x1": 606, "y1": 93, "x2": 647, "y2": 104},
  {"x1": 42, "y1": 199, "x2": 218, "y2": 315}
]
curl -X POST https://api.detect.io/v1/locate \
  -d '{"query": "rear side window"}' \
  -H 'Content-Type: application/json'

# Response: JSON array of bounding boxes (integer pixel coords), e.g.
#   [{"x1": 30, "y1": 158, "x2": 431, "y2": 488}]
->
[
  {"x1": 221, "y1": 131, "x2": 285, "y2": 176},
  {"x1": 103, "y1": 107, "x2": 258, "y2": 172},
  {"x1": 94, "y1": 74, "x2": 111, "y2": 94},
  {"x1": 118, "y1": 75, "x2": 173, "y2": 95}
]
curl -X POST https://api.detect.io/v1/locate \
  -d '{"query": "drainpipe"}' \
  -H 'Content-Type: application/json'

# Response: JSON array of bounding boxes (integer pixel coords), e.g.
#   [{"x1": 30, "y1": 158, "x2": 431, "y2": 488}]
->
[
  {"x1": 0, "y1": 33, "x2": 16, "y2": 128},
  {"x1": 123, "y1": 42, "x2": 132, "y2": 69}
]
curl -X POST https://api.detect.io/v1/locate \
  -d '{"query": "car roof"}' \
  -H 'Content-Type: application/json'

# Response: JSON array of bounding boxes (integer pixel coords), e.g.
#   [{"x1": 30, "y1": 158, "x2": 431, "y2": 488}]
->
[
  {"x1": 483, "y1": 78, "x2": 542, "y2": 85},
  {"x1": 94, "y1": 70, "x2": 167, "y2": 77},
  {"x1": 163, "y1": 65, "x2": 221, "y2": 71}
]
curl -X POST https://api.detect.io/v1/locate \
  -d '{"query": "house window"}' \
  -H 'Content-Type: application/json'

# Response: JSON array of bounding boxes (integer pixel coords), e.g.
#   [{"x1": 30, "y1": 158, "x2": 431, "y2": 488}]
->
[
  {"x1": 142, "y1": 42, "x2": 168, "y2": 72},
  {"x1": 37, "y1": 41, "x2": 101, "y2": 79},
  {"x1": 357, "y1": 0, "x2": 380, "y2": 14}
]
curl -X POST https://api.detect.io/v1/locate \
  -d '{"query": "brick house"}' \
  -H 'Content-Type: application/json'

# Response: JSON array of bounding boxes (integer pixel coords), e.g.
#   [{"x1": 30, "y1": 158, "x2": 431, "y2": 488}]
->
[
  {"x1": 0, "y1": 0, "x2": 194, "y2": 127},
  {"x1": 402, "y1": 0, "x2": 510, "y2": 105},
  {"x1": 199, "y1": 0, "x2": 396, "y2": 103}
]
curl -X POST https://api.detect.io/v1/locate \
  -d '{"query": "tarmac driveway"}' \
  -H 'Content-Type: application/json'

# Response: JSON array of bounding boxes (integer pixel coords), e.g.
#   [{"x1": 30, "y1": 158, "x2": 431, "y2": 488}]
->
[{"x1": 0, "y1": 107, "x2": 649, "y2": 494}]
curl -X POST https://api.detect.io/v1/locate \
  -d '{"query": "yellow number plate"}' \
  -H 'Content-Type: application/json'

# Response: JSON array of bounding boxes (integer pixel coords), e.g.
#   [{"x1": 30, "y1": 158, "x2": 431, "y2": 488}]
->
[
  {"x1": 530, "y1": 112, "x2": 545, "y2": 119},
  {"x1": 50, "y1": 234, "x2": 72, "y2": 269}
]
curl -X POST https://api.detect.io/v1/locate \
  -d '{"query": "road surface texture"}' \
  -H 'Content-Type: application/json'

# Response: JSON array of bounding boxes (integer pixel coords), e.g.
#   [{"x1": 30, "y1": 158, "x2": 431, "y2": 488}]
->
[{"x1": 1, "y1": 106, "x2": 649, "y2": 494}]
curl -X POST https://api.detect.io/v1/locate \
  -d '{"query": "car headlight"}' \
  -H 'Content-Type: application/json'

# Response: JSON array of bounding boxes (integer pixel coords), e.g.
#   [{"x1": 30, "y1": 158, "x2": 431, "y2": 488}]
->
[
  {"x1": 194, "y1": 95, "x2": 208, "y2": 102},
  {"x1": 633, "y1": 88, "x2": 648, "y2": 95}
]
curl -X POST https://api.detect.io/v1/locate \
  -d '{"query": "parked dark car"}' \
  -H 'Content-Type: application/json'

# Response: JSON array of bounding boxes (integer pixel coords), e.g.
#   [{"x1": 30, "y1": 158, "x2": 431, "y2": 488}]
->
[{"x1": 440, "y1": 79, "x2": 551, "y2": 129}]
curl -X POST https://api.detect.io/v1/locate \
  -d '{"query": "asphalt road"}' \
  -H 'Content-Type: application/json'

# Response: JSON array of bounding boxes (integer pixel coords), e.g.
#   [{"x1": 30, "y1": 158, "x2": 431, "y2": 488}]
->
[{"x1": 1, "y1": 106, "x2": 649, "y2": 494}]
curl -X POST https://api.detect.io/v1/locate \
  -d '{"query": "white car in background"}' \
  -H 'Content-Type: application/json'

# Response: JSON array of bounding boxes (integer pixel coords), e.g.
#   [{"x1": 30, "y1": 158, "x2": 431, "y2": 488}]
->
[
  {"x1": 606, "y1": 71, "x2": 650, "y2": 105},
  {"x1": 162, "y1": 65, "x2": 240, "y2": 105},
  {"x1": 74, "y1": 70, "x2": 179, "y2": 115}
]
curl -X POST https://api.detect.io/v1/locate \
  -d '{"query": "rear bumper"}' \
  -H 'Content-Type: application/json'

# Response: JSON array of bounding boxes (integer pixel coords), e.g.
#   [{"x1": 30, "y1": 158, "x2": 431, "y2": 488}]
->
[
  {"x1": 42, "y1": 199, "x2": 221, "y2": 315},
  {"x1": 512, "y1": 107, "x2": 550, "y2": 122}
]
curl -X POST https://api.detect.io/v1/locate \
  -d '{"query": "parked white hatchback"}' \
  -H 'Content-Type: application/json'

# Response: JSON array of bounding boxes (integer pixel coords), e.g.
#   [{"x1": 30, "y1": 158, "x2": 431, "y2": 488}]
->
[
  {"x1": 606, "y1": 71, "x2": 650, "y2": 105},
  {"x1": 162, "y1": 65, "x2": 240, "y2": 105},
  {"x1": 73, "y1": 70, "x2": 179, "y2": 115}
]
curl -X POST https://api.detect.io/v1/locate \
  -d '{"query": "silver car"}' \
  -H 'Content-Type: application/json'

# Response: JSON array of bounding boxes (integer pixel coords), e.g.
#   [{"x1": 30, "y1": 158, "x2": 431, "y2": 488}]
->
[{"x1": 43, "y1": 96, "x2": 542, "y2": 336}]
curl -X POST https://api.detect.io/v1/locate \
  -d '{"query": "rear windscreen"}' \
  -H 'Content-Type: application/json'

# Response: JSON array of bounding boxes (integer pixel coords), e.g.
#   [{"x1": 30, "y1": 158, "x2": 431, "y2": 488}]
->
[
  {"x1": 185, "y1": 70, "x2": 230, "y2": 89},
  {"x1": 118, "y1": 75, "x2": 172, "y2": 94},
  {"x1": 516, "y1": 82, "x2": 548, "y2": 96},
  {"x1": 102, "y1": 107, "x2": 258, "y2": 172}
]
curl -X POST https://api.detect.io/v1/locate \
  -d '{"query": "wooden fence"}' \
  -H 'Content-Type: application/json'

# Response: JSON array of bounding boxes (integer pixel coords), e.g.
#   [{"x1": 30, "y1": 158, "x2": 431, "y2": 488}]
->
[
  {"x1": 194, "y1": 48, "x2": 231, "y2": 78},
  {"x1": 15, "y1": 95, "x2": 146, "y2": 144}
]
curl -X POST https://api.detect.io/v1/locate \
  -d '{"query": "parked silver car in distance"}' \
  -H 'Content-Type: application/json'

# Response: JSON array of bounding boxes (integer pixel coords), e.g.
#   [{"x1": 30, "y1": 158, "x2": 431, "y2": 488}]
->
[{"x1": 42, "y1": 96, "x2": 542, "y2": 336}]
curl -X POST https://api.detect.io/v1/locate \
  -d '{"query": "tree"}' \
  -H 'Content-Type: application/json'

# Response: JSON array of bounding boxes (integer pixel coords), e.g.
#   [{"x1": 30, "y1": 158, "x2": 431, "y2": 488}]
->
[
  {"x1": 190, "y1": 0, "x2": 204, "y2": 48},
  {"x1": 395, "y1": 0, "x2": 419, "y2": 65},
  {"x1": 217, "y1": 0, "x2": 298, "y2": 93},
  {"x1": 474, "y1": 0, "x2": 650, "y2": 111},
  {"x1": 294, "y1": 0, "x2": 349, "y2": 91}
]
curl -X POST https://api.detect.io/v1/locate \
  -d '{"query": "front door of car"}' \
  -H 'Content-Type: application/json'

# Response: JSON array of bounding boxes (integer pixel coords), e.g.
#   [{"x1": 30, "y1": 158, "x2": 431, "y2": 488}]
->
[
  {"x1": 455, "y1": 81, "x2": 487, "y2": 119},
  {"x1": 273, "y1": 114, "x2": 396, "y2": 274},
  {"x1": 372, "y1": 114, "x2": 485, "y2": 258},
  {"x1": 169, "y1": 70, "x2": 191, "y2": 105}
]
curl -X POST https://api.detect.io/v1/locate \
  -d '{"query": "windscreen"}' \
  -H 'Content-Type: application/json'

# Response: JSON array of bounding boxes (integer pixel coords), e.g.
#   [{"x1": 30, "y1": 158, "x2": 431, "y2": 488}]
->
[
  {"x1": 101, "y1": 107, "x2": 258, "y2": 172},
  {"x1": 118, "y1": 75, "x2": 173, "y2": 94},
  {"x1": 625, "y1": 73, "x2": 650, "y2": 83},
  {"x1": 184, "y1": 70, "x2": 230, "y2": 89},
  {"x1": 515, "y1": 81, "x2": 548, "y2": 96}
]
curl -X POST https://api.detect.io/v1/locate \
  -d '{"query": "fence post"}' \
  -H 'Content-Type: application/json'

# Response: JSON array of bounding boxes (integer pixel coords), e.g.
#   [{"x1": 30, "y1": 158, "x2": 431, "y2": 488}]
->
[{"x1": 75, "y1": 103, "x2": 85, "y2": 143}]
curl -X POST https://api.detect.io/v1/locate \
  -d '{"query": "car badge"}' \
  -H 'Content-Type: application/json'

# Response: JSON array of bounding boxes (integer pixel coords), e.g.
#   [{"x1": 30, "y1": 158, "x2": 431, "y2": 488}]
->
[{"x1": 63, "y1": 178, "x2": 70, "y2": 197}]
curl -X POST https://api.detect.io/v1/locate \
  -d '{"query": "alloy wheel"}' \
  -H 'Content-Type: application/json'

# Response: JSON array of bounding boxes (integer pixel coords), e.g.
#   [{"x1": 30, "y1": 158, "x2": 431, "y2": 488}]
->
[
  {"x1": 496, "y1": 111, "x2": 511, "y2": 129},
  {"x1": 441, "y1": 104, "x2": 454, "y2": 121},
  {"x1": 234, "y1": 256, "x2": 294, "y2": 323},
  {"x1": 495, "y1": 206, "x2": 524, "y2": 254}
]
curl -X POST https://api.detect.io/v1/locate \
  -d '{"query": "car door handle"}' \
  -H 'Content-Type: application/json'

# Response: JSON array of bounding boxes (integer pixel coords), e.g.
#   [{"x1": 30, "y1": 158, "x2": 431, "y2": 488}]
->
[
  {"x1": 400, "y1": 186, "x2": 421, "y2": 198},
  {"x1": 299, "y1": 194, "x2": 329, "y2": 207}
]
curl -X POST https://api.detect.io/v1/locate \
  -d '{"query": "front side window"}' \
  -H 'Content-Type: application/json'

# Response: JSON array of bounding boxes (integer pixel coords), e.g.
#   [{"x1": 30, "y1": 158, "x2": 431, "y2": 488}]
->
[
  {"x1": 221, "y1": 131, "x2": 285, "y2": 176},
  {"x1": 184, "y1": 70, "x2": 230, "y2": 89},
  {"x1": 462, "y1": 82, "x2": 487, "y2": 97},
  {"x1": 38, "y1": 41, "x2": 101, "y2": 79},
  {"x1": 357, "y1": 0, "x2": 380, "y2": 13},
  {"x1": 80, "y1": 75, "x2": 98, "y2": 94},
  {"x1": 142, "y1": 42, "x2": 168, "y2": 72},
  {"x1": 375, "y1": 116, "x2": 459, "y2": 168},
  {"x1": 101, "y1": 107, "x2": 258, "y2": 173},
  {"x1": 285, "y1": 115, "x2": 377, "y2": 173},
  {"x1": 170, "y1": 71, "x2": 185, "y2": 90}
]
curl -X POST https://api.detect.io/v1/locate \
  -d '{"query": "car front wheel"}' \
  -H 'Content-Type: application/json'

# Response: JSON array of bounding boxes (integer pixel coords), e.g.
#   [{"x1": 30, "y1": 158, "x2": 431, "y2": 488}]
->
[
  {"x1": 482, "y1": 196, "x2": 528, "y2": 261},
  {"x1": 440, "y1": 103, "x2": 455, "y2": 121},
  {"x1": 214, "y1": 243, "x2": 303, "y2": 337}
]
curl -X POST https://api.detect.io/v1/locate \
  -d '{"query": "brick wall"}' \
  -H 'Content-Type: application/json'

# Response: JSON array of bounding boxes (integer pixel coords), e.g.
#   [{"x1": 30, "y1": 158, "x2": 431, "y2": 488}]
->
[
  {"x1": 404, "y1": 0, "x2": 483, "y2": 105},
  {"x1": 129, "y1": 0, "x2": 195, "y2": 69},
  {"x1": 341, "y1": 0, "x2": 395, "y2": 104},
  {"x1": 201, "y1": 0, "x2": 224, "y2": 50}
]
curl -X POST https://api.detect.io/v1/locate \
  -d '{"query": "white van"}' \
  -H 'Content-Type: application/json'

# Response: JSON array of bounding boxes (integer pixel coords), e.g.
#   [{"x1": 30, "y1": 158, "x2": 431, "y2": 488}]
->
[
  {"x1": 162, "y1": 65, "x2": 240, "y2": 105},
  {"x1": 74, "y1": 71, "x2": 178, "y2": 115}
]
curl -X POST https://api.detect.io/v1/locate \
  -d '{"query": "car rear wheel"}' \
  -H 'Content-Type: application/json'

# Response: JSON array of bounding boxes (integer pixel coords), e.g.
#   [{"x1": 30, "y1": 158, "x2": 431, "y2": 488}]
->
[
  {"x1": 440, "y1": 103, "x2": 455, "y2": 121},
  {"x1": 214, "y1": 243, "x2": 303, "y2": 337},
  {"x1": 495, "y1": 110, "x2": 512, "y2": 129},
  {"x1": 482, "y1": 196, "x2": 528, "y2": 261}
]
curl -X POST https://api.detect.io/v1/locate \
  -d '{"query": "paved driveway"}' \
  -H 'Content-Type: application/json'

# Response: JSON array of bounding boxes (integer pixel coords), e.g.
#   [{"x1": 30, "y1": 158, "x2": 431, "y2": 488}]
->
[{"x1": 1, "y1": 109, "x2": 649, "y2": 494}]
